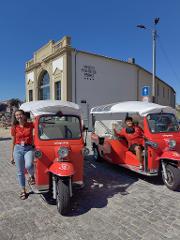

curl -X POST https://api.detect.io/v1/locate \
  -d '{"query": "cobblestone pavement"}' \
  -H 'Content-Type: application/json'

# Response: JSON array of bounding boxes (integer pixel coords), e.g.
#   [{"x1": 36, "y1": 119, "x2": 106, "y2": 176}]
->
[{"x1": 0, "y1": 129, "x2": 180, "y2": 240}]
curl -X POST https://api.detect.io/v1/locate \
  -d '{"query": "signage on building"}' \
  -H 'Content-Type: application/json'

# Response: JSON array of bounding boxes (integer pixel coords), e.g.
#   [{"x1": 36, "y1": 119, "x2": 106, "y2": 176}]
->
[
  {"x1": 81, "y1": 65, "x2": 96, "y2": 81},
  {"x1": 142, "y1": 86, "x2": 150, "y2": 96}
]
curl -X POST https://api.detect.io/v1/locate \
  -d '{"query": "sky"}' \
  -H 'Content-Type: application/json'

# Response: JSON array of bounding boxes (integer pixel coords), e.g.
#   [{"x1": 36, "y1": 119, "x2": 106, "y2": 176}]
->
[{"x1": 0, "y1": 0, "x2": 180, "y2": 103}]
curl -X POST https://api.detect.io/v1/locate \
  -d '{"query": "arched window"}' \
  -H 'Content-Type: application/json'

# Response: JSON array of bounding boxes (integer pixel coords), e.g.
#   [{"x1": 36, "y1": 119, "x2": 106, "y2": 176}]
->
[{"x1": 39, "y1": 71, "x2": 50, "y2": 100}]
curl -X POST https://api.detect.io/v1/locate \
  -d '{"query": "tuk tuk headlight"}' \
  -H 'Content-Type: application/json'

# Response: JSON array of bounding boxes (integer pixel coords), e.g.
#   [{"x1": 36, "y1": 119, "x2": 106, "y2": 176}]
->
[
  {"x1": 168, "y1": 140, "x2": 176, "y2": 149},
  {"x1": 58, "y1": 147, "x2": 69, "y2": 158},
  {"x1": 34, "y1": 150, "x2": 42, "y2": 159}
]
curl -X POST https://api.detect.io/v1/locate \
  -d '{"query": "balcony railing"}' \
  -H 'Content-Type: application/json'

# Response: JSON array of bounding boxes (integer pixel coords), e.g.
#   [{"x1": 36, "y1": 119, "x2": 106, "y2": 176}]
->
[
  {"x1": 53, "y1": 40, "x2": 62, "y2": 53},
  {"x1": 26, "y1": 59, "x2": 34, "y2": 68}
]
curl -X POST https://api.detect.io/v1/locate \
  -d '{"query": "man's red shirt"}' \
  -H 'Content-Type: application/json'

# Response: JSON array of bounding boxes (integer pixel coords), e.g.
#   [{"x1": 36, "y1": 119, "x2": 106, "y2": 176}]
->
[
  {"x1": 11, "y1": 122, "x2": 34, "y2": 145},
  {"x1": 115, "y1": 126, "x2": 144, "y2": 147}
]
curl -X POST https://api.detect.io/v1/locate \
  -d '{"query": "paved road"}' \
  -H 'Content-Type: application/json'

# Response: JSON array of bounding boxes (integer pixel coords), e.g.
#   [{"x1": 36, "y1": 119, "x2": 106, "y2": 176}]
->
[{"x1": 0, "y1": 131, "x2": 180, "y2": 240}]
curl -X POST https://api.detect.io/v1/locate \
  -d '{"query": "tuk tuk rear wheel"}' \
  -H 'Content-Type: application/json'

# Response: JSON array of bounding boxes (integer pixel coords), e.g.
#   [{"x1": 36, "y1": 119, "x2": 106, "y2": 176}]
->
[
  {"x1": 56, "y1": 178, "x2": 70, "y2": 215},
  {"x1": 162, "y1": 164, "x2": 180, "y2": 191},
  {"x1": 93, "y1": 146, "x2": 102, "y2": 162}
]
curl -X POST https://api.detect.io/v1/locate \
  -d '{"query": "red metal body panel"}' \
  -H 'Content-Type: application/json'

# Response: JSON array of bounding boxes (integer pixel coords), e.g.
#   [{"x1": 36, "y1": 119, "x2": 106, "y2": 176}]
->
[
  {"x1": 47, "y1": 162, "x2": 75, "y2": 176},
  {"x1": 91, "y1": 116, "x2": 180, "y2": 173},
  {"x1": 33, "y1": 116, "x2": 84, "y2": 188},
  {"x1": 157, "y1": 151, "x2": 180, "y2": 161},
  {"x1": 103, "y1": 139, "x2": 128, "y2": 164},
  {"x1": 125, "y1": 151, "x2": 139, "y2": 166}
]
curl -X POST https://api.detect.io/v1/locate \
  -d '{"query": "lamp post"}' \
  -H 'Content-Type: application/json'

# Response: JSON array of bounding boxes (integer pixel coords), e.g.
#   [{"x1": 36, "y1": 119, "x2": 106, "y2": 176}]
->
[{"x1": 137, "y1": 18, "x2": 160, "y2": 103}]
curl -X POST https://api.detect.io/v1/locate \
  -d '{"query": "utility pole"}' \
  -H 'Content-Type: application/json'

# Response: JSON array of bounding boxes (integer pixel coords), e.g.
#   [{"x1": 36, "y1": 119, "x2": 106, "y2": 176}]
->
[{"x1": 137, "y1": 18, "x2": 160, "y2": 103}]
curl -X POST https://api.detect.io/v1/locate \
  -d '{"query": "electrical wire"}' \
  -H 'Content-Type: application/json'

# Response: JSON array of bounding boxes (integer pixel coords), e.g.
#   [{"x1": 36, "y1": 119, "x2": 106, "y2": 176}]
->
[{"x1": 157, "y1": 37, "x2": 180, "y2": 82}]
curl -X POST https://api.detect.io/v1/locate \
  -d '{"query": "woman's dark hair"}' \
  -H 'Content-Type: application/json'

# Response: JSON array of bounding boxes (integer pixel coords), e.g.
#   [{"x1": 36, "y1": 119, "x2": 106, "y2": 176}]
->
[{"x1": 12, "y1": 109, "x2": 26, "y2": 126}]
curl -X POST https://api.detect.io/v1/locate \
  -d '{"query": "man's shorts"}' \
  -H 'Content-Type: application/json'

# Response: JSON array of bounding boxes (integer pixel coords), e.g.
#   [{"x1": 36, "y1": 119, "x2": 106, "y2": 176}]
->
[{"x1": 129, "y1": 144, "x2": 144, "y2": 154}]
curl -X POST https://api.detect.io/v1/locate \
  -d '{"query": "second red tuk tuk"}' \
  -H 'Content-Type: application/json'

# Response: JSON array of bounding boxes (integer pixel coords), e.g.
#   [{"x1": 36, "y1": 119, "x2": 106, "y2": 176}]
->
[
  {"x1": 90, "y1": 101, "x2": 180, "y2": 191},
  {"x1": 20, "y1": 100, "x2": 87, "y2": 215}
]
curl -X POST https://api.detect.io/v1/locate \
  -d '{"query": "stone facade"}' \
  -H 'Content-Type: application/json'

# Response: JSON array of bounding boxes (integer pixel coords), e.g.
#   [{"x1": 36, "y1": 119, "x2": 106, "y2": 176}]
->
[{"x1": 26, "y1": 36, "x2": 72, "y2": 102}]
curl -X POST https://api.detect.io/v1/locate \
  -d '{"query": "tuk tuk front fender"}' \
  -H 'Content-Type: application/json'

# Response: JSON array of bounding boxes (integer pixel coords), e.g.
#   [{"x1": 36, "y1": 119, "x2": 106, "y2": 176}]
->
[
  {"x1": 47, "y1": 162, "x2": 75, "y2": 177},
  {"x1": 158, "y1": 151, "x2": 180, "y2": 162}
]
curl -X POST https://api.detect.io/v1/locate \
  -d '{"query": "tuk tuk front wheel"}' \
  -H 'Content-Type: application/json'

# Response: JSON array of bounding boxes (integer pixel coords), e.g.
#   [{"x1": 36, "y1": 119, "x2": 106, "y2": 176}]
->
[
  {"x1": 56, "y1": 178, "x2": 70, "y2": 215},
  {"x1": 162, "y1": 164, "x2": 180, "y2": 191}
]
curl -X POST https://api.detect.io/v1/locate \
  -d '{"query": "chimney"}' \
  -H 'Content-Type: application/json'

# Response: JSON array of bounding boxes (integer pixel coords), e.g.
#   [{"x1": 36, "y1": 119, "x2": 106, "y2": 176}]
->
[
  {"x1": 61, "y1": 36, "x2": 71, "y2": 47},
  {"x1": 128, "y1": 58, "x2": 135, "y2": 64}
]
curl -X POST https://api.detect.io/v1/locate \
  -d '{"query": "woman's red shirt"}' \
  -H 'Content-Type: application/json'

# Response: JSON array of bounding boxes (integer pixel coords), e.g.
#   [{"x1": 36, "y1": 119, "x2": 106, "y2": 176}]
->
[{"x1": 11, "y1": 122, "x2": 34, "y2": 145}]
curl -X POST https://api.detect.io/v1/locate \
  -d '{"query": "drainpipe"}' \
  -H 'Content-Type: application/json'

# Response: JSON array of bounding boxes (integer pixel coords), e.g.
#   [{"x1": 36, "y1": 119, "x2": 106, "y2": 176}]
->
[
  {"x1": 137, "y1": 68, "x2": 140, "y2": 101},
  {"x1": 74, "y1": 50, "x2": 77, "y2": 103}
]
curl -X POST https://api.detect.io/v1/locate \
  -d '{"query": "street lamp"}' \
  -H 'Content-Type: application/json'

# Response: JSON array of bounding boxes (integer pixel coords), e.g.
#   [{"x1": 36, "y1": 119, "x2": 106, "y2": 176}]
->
[{"x1": 137, "y1": 18, "x2": 160, "y2": 103}]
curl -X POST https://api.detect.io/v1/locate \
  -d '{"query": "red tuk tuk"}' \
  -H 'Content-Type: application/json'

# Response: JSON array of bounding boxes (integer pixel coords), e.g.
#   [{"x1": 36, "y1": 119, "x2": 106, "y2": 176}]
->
[
  {"x1": 20, "y1": 100, "x2": 87, "y2": 214},
  {"x1": 90, "y1": 101, "x2": 180, "y2": 191}
]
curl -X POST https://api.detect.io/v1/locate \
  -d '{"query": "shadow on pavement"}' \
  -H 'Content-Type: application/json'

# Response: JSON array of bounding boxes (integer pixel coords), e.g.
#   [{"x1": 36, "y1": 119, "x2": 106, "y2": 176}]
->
[
  {"x1": 68, "y1": 154, "x2": 138, "y2": 216},
  {"x1": 28, "y1": 153, "x2": 175, "y2": 216},
  {"x1": 0, "y1": 137, "x2": 11, "y2": 141},
  {"x1": 117, "y1": 165, "x2": 164, "y2": 186}
]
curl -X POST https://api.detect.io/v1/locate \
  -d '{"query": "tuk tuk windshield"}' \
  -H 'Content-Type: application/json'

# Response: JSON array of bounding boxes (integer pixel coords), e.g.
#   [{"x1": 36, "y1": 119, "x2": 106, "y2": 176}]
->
[
  {"x1": 38, "y1": 115, "x2": 81, "y2": 140},
  {"x1": 147, "y1": 113, "x2": 179, "y2": 133}
]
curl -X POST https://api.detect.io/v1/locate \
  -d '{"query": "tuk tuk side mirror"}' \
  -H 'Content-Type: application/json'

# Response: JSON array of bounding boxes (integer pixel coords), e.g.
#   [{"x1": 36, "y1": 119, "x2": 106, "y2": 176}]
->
[
  {"x1": 83, "y1": 125, "x2": 88, "y2": 132},
  {"x1": 145, "y1": 140, "x2": 158, "y2": 149}
]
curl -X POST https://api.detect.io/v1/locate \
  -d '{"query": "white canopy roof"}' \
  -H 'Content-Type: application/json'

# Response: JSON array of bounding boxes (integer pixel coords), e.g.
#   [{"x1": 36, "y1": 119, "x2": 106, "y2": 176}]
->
[
  {"x1": 20, "y1": 100, "x2": 81, "y2": 116},
  {"x1": 90, "y1": 101, "x2": 176, "y2": 116}
]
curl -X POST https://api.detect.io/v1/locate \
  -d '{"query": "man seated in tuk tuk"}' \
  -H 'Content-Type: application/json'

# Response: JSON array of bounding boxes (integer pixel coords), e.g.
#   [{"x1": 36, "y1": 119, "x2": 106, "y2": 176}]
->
[{"x1": 114, "y1": 116, "x2": 144, "y2": 170}]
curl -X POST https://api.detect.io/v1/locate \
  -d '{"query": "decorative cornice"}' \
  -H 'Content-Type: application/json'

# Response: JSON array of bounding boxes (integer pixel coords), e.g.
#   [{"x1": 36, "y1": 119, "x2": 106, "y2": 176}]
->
[
  {"x1": 52, "y1": 68, "x2": 63, "y2": 76},
  {"x1": 26, "y1": 62, "x2": 41, "y2": 73},
  {"x1": 25, "y1": 47, "x2": 72, "y2": 73}
]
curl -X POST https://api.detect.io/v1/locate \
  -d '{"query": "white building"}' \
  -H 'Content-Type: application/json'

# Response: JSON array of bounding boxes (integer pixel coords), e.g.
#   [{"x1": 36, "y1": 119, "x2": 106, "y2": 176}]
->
[{"x1": 26, "y1": 36, "x2": 176, "y2": 127}]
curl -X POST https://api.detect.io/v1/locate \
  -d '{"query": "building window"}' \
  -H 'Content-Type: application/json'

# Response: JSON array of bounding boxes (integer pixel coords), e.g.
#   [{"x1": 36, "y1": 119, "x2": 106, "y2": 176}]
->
[
  {"x1": 55, "y1": 81, "x2": 61, "y2": 100},
  {"x1": 39, "y1": 71, "x2": 50, "y2": 100},
  {"x1": 29, "y1": 90, "x2": 33, "y2": 101}
]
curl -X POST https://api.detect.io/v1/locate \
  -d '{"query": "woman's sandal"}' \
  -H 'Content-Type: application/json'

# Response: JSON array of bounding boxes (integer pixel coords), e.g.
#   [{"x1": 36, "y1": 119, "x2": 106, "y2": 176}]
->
[
  {"x1": 28, "y1": 176, "x2": 35, "y2": 185},
  {"x1": 20, "y1": 192, "x2": 27, "y2": 200}
]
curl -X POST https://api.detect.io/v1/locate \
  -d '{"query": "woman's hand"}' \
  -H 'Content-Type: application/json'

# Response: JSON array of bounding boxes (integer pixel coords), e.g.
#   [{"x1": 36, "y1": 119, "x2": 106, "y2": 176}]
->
[{"x1": 10, "y1": 157, "x2": 15, "y2": 165}]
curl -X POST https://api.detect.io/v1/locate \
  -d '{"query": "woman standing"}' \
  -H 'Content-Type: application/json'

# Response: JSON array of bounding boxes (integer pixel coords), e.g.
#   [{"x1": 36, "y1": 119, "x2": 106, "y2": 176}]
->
[{"x1": 11, "y1": 109, "x2": 35, "y2": 200}]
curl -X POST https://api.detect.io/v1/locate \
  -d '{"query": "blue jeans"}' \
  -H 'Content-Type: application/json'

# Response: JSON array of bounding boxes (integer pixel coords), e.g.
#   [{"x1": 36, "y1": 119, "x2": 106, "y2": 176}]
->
[{"x1": 13, "y1": 144, "x2": 34, "y2": 188}]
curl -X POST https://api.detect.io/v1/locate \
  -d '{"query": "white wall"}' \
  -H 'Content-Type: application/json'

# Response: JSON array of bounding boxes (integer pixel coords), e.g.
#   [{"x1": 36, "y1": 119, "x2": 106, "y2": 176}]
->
[
  {"x1": 52, "y1": 57, "x2": 63, "y2": 73},
  {"x1": 72, "y1": 51, "x2": 138, "y2": 127}
]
